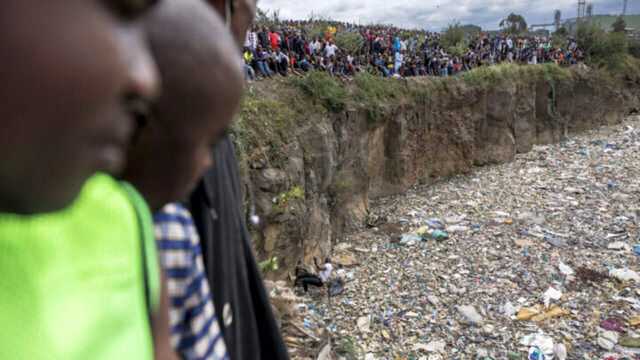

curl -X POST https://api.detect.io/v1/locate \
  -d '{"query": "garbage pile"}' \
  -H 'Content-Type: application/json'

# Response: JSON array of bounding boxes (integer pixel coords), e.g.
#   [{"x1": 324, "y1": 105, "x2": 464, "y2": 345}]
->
[
  {"x1": 264, "y1": 280, "x2": 334, "y2": 359},
  {"x1": 298, "y1": 116, "x2": 640, "y2": 359}
]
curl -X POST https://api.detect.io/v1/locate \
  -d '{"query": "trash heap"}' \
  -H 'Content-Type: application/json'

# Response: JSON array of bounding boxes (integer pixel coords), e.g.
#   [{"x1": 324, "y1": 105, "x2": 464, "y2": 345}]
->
[
  {"x1": 264, "y1": 280, "x2": 334, "y2": 359},
  {"x1": 298, "y1": 116, "x2": 640, "y2": 359}
]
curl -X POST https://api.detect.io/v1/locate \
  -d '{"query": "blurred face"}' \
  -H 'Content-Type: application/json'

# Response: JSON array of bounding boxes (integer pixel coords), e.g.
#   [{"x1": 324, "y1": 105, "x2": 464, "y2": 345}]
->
[
  {"x1": 125, "y1": 4, "x2": 242, "y2": 210},
  {"x1": 0, "y1": 0, "x2": 158, "y2": 214}
]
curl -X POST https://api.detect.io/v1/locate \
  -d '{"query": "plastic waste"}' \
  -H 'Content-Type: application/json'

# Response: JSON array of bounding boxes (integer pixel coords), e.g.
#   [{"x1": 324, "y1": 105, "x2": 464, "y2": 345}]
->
[
  {"x1": 609, "y1": 268, "x2": 640, "y2": 282},
  {"x1": 327, "y1": 279, "x2": 344, "y2": 297},
  {"x1": 457, "y1": 305, "x2": 484, "y2": 324},
  {"x1": 557, "y1": 262, "x2": 574, "y2": 276},
  {"x1": 618, "y1": 336, "x2": 640, "y2": 348},
  {"x1": 597, "y1": 330, "x2": 619, "y2": 350},
  {"x1": 600, "y1": 318, "x2": 625, "y2": 333},
  {"x1": 290, "y1": 117, "x2": 640, "y2": 359},
  {"x1": 399, "y1": 233, "x2": 420, "y2": 246},
  {"x1": 419, "y1": 229, "x2": 449, "y2": 241},
  {"x1": 553, "y1": 343, "x2": 566, "y2": 360},
  {"x1": 545, "y1": 235, "x2": 567, "y2": 247},
  {"x1": 521, "y1": 333, "x2": 554, "y2": 359}
]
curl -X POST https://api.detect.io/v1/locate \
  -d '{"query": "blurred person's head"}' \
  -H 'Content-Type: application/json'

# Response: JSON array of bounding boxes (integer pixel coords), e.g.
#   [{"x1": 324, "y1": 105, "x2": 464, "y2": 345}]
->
[
  {"x1": 124, "y1": 0, "x2": 242, "y2": 211},
  {"x1": 0, "y1": 0, "x2": 159, "y2": 214},
  {"x1": 205, "y1": 0, "x2": 256, "y2": 45}
]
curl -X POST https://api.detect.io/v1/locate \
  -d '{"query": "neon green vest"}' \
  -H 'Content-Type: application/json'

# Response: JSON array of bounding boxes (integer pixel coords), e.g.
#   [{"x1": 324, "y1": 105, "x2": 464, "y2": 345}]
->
[{"x1": 0, "y1": 173, "x2": 159, "y2": 359}]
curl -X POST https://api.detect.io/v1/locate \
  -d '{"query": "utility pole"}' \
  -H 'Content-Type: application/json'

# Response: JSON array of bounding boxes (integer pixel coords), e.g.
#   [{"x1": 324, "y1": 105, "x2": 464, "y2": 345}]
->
[
  {"x1": 577, "y1": 0, "x2": 586, "y2": 20},
  {"x1": 622, "y1": 0, "x2": 627, "y2": 16}
]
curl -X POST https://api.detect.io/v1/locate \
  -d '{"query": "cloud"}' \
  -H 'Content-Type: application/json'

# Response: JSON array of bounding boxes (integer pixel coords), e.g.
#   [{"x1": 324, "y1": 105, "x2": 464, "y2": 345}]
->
[{"x1": 256, "y1": 0, "x2": 638, "y2": 31}]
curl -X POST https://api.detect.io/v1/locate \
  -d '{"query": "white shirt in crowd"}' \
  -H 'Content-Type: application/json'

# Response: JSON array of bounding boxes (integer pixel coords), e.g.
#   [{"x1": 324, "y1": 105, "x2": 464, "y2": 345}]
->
[
  {"x1": 277, "y1": 52, "x2": 289, "y2": 63},
  {"x1": 326, "y1": 43, "x2": 338, "y2": 58},
  {"x1": 320, "y1": 263, "x2": 333, "y2": 282},
  {"x1": 244, "y1": 31, "x2": 252, "y2": 48},
  {"x1": 394, "y1": 52, "x2": 403, "y2": 71}
]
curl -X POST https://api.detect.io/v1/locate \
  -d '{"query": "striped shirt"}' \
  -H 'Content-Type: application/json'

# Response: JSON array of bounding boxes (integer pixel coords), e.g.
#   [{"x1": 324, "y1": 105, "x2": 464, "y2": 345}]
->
[{"x1": 153, "y1": 203, "x2": 227, "y2": 360}]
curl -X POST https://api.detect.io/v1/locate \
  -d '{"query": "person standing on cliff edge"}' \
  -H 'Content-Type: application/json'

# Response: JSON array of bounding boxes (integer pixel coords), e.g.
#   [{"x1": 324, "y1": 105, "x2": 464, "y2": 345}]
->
[{"x1": 188, "y1": 0, "x2": 290, "y2": 359}]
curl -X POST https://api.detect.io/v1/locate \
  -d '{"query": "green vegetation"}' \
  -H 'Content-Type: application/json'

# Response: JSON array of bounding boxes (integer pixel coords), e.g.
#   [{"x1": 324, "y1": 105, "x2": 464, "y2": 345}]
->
[
  {"x1": 258, "y1": 257, "x2": 279, "y2": 277},
  {"x1": 334, "y1": 337, "x2": 365, "y2": 360},
  {"x1": 441, "y1": 22, "x2": 466, "y2": 57},
  {"x1": 499, "y1": 13, "x2": 528, "y2": 36},
  {"x1": 630, "y1": 41, "x2": 640, "y2": 60},
  {"x1": 575, "y1": 22, "x2": 629, "y2": 72},
  {"x1": 353, "y1": 71, "x2": 407, "y2": 124},
  {"x1": 233, "y1": 90, "x2": 302, "y2": 164},
  {"x1": 551, "y1": 33, "x2": 568, "y2": 50},
  {"x1": 334, "y1": 31, "x2": 363, "y2": 54},
  {"x1": 328, "y1": 172, "x2": 356, "y2": 207},
  {"x1": 233, "y1": 36, "x2": 638, "y2": 168},
  {"x1": 272, "y1": 186, "x2": 304, "y2": 212},
  {"x1": 294, "y1": 70, "x2": 348, "y2": 112},
  {"x1": 612, "y1": 16, "x2": 626, "y2": 33},
  {"x1": 254, "y1": 7, "x2": 281, "y2": 29},
  {"x1": 554, "y1": 27, "x2": 568, "y2": 37}
]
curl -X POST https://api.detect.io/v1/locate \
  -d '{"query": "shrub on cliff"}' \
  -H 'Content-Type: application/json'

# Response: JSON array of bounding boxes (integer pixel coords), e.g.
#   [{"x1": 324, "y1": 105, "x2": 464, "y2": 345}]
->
[
  {"x1": 295, "y1": 70, "x2": 347, "y2": 112},
  {"x1": 575, "y1": 22, "x2": 628, "y2": 73},
  {"x1": 630, "y1": 41, "x2": 640, "y2": 60},
  {"x1": 551, "y1": 33, "x2": 568, "y2": 51},
  {"x1": 611, "y1": 16, "x2": 626, "y2": 33},
  {"x1": 334, "y1": 31, "x2": 363, "y2": 54},
  {"x1": 441, "y1": 22, "x2": 466, "y2": 57}
]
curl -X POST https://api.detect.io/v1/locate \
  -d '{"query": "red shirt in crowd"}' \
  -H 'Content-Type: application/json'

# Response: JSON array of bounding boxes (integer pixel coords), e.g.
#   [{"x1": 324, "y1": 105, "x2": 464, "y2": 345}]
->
[{"x1": 269, "y1": 32, "x2": 279, "y2": 50}]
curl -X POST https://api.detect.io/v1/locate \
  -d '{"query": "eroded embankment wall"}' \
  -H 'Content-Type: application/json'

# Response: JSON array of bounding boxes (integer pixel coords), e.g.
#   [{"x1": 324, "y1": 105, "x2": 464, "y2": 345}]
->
[{"x1": 234, "y1": 63, "x2": 640, "y2": 278}]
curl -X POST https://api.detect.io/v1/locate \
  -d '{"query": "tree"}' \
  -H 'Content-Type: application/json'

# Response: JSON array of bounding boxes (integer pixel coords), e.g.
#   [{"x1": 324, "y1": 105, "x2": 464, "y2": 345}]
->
[
  {"x1": 575, "y1": 21, "x2": 606, "y2": 59},
  {"x1": 441, "y1": 21, "x2": 464, "y2": 48},
  {"x1": 551, "y1": 34, "x2": 568, "y2": 50},
  {"x1": 333, "y1": 31, "x2": 362, "y2": 54},
  {"x1": 574, "y1": 21, "x2": 628, "y2": 71},
  {"x1": 441, "y1": 21, "x2": 466, "y2": 56},
  {"x1": 499, "y1": 13, "x2": 528, "y2": 35},
  {"x1": 554, "y1": 27, "x2": 568, "y2": 37},
  {"x1": 612, "y1": 16, "x2": 626, "y2": 33},
  {"x1": 630, "y1": 40, "x2": 640, "y2": 60},
  {"x1": 586, "y1": 4, "x2": 593, "y2": 18}
]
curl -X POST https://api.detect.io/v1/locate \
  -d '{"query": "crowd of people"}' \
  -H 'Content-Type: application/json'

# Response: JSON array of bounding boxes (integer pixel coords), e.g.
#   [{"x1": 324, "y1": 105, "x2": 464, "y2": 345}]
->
[
  {"x1": 241, "y1": 20, "x2": 583, "y2": 80},
  {"x1": 0, "y1": 0, "x2": 289, "y2": 360}
]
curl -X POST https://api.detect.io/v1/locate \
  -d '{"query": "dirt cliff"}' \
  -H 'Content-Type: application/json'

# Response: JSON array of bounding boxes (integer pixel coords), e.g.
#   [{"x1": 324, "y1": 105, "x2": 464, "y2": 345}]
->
[{"x1": 232, "y1": 63, "x2": 640, "y2": 278}]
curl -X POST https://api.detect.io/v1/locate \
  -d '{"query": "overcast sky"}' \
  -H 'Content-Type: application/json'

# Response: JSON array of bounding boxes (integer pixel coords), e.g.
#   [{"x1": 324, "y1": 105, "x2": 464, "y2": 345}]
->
[{"x1": 256, "y1": 0, "x2": 639, "y2": 31}]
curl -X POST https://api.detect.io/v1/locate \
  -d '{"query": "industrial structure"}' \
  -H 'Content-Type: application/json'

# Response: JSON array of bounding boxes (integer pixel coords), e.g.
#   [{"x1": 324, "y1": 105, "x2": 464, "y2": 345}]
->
[{"x1": 577, "y1": 0, "x2": 586, "y2": 20}]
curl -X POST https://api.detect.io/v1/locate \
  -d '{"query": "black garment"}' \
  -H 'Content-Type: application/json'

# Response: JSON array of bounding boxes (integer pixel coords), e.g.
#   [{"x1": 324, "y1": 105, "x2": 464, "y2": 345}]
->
[
  {"x1": 275, "y1": 58, "x2": 288, "y2": 76},
  {"x1": 188, "y1": 137, "x2": 289, "y2": 360},
  {"x1": 258, "y1": 32, "x2": 270, "y2": 49},
  {"x1": 295, "y1": 273, "x2": 323, "y2": 292}
]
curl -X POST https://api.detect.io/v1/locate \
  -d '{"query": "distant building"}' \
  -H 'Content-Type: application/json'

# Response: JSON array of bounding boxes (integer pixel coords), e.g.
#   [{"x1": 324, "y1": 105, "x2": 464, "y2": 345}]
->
[{"x1": 563, "y1": 14, "x2": 640, "y2": 34}]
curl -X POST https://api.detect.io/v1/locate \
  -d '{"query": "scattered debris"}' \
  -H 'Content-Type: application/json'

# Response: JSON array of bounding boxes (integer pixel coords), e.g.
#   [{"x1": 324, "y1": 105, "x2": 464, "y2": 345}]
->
[{"x1": 289, "y1": 117, "x2": 640, "y2": 359}]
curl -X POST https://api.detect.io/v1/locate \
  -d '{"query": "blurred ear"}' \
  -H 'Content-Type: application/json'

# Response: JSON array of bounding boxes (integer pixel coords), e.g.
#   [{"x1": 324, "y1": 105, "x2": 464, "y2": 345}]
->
[{"x1": 203, "y1": 0, "x2": 226, "y2": 19}]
